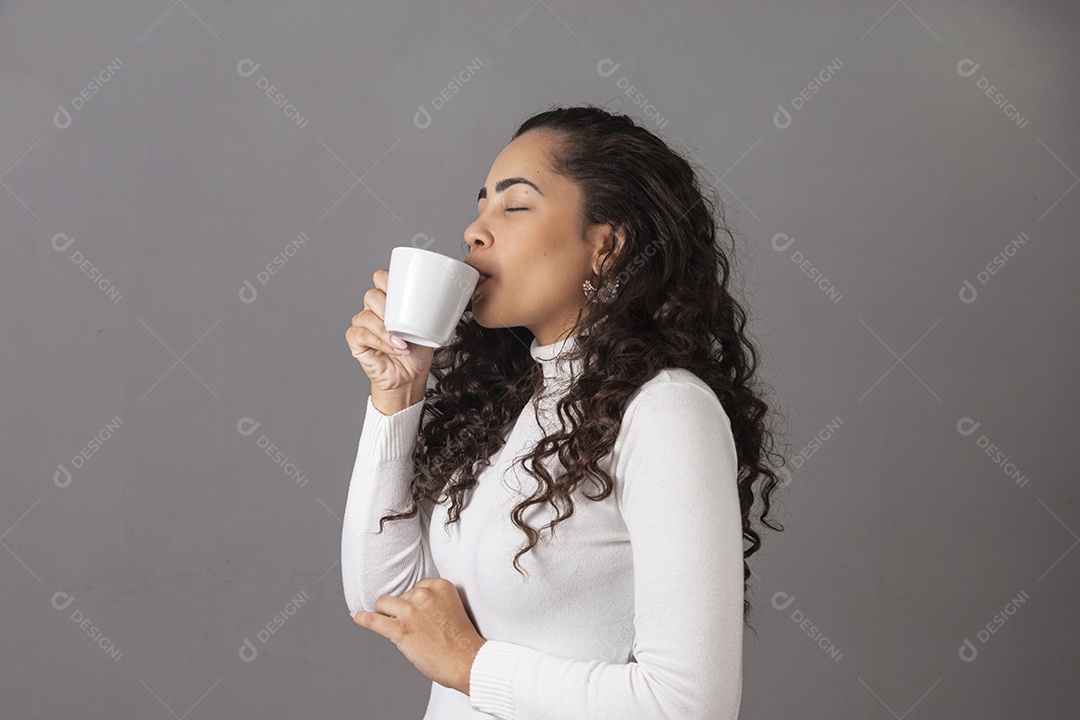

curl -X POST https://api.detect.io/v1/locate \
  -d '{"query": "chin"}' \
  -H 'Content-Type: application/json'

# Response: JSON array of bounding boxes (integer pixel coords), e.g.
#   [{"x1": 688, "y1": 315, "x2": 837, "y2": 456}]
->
[
  {"x1": 467, "y1": 300, "x2": 509, "y2": 330},
  {"x1": 469, "y1": 309, "x2": 493, "y2": 328},
  {"x1": 466, "y1": 299, "x2": 485, "y2": 324}
]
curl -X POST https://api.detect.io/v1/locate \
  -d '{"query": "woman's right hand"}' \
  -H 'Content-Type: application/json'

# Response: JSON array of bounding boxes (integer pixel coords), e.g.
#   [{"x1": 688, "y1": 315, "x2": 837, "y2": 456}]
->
[{"x1": 346, "y1": 269, "x2": 434, "y2": 393}]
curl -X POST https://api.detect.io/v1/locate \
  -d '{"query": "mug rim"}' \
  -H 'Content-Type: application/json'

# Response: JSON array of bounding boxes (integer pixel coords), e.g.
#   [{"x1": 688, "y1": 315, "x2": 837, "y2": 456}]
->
[{"x1": 392, "y1": 246, "x2": 479, "y2": 277}]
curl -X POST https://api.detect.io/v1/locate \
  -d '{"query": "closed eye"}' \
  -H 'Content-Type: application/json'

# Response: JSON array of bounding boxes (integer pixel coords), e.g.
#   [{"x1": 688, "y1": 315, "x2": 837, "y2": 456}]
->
[{"x1": 506, "y1": 207, "x2": 528, "y2": 211}]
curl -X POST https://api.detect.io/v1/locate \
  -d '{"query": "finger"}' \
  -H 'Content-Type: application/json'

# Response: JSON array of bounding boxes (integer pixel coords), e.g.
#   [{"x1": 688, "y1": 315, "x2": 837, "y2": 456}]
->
[
  {"x1": 346, "y1": 324, "x2": 406, "y2": 357},
  {"x1": 411, "y1": 578, "x2": 452, "y2": 599},
  {"x1": 352, "y1": 610, "x2": 398, "y2": 641},
  {"x1": 365, "y1": 287, "x2": 386, "y2": 317},
  {"x1": 362, "y1": 287, "x2": 387, "y2": 320},
  {"x1": 354, "y1": 296, "x2": 408, "y2": 354},
  {"x1": 373, "y1": 593, "x2": 411, "y2": 619},
  {"x1": 356, "y1": 325, "x2": 410, "y2": 356},
  {"x1": 408, "y1": 579, "x2": 446, "y2": 609},
  {"x1": 373, "y1": 268, "x2": 389, "y2": 292}
]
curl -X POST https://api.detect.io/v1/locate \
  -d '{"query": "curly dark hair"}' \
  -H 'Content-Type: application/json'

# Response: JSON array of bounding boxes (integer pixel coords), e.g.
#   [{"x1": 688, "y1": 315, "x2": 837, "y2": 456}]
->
[{"x1": 376, "y1": 103, "x2": 789, "y2": 629}]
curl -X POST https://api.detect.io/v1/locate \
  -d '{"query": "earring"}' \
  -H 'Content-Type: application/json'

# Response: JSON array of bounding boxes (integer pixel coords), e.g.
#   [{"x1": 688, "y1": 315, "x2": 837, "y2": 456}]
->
[{"x1": 583, "y1": 276, "x2": 620, "y2": 303}]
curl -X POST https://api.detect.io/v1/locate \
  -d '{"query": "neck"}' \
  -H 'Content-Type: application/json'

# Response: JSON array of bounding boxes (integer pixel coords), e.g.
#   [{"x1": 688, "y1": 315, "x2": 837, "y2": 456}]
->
[{"x1": 530, "y1": 331, "x2": 584, "y2": 386}]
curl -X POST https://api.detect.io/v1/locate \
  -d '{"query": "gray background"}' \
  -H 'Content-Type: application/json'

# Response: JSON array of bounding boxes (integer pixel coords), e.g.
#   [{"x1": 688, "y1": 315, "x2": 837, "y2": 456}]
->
[{"x1": 3, "y1": 0, "x2": 1078, "y2": 717}]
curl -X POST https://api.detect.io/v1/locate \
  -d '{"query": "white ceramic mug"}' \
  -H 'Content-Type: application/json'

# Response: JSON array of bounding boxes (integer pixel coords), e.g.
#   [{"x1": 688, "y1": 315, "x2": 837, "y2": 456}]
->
[{"x1": 383, "y1": 247, "x2": 480, "y2": 348}]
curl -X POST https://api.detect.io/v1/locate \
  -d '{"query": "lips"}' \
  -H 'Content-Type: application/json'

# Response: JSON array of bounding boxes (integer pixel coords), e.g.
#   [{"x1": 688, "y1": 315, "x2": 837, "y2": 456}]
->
[{"x1": 477, "y1": 273, "x2": 492, "y2": 286}]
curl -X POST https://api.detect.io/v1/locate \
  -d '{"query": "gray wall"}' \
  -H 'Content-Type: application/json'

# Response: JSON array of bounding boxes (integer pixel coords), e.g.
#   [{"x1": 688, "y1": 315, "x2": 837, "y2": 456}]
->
[{"x1": 3, "y1": 1, "x2": 1078, "y2": 717}]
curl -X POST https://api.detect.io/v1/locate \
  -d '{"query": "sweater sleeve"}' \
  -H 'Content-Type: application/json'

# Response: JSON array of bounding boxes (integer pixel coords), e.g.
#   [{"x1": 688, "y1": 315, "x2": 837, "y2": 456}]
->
[
  {"x1": 341, "y1": 393, "x2": 439, "y2": 616},
  {"x1": 468, "y1": 379, "x2": 744, "y2": 720}
]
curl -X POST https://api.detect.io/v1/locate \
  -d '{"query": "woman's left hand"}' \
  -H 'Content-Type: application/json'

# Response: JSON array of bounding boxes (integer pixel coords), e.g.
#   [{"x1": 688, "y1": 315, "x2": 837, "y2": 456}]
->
[{"x1": 352, "y1": 577, "x2": 487, "y2": 696}]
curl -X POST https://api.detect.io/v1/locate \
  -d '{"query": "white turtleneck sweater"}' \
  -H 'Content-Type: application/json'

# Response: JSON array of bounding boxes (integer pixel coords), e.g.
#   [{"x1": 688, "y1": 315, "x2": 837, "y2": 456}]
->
[{"x1": 341, "y1": 333, "x2": 743, "y2": 719}]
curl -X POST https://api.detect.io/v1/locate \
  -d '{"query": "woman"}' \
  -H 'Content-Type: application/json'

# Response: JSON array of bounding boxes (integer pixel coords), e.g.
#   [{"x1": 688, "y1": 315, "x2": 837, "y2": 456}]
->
[{"x1": 342, "y1": 104, "x2": 786, "y2": 719}]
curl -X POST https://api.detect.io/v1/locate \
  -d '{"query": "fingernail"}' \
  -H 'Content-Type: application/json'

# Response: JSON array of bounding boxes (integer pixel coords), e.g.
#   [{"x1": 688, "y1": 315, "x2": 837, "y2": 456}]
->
[{"x1": 390, "y1": 336, "x2": 407, "y2": 349}]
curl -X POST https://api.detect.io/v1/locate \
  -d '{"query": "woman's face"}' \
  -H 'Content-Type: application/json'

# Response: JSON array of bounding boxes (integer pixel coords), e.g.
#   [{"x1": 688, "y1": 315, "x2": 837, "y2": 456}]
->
[{"x1": 463, "y1": 130, "x2": 615, "y2": 346}]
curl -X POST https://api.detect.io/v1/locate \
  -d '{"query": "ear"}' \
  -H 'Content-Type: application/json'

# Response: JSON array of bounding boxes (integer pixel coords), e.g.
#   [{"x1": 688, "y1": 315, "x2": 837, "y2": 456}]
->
[{"x1": 588, "y1": 222, "x2": 627, "y2": 275}]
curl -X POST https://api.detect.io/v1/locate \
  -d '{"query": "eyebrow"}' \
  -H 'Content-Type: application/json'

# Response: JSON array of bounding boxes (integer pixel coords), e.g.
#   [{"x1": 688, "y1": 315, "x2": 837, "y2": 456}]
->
[{"x1": 477, "y1": 177, "x2": 545, "y2": 204}]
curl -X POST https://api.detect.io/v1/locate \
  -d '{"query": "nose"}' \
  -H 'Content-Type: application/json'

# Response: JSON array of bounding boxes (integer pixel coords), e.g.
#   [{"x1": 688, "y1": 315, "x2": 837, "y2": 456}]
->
[{"x1": 462, "y1": 218, "x2": 491, "y2": 257}]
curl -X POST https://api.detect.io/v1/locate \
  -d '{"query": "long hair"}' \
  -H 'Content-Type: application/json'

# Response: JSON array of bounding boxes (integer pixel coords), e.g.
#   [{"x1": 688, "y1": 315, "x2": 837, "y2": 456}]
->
[{"x1": 376, "y1": 103, "x2": 789, "y2": 629}]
